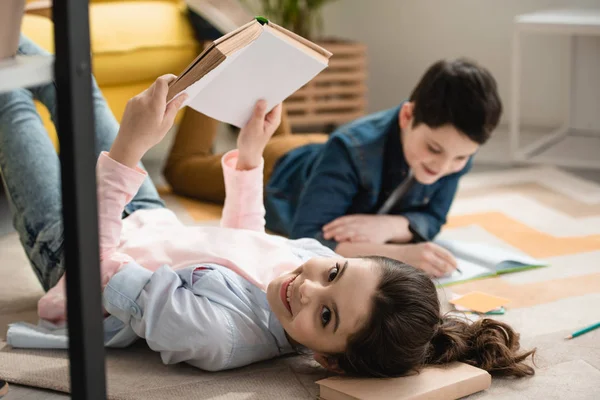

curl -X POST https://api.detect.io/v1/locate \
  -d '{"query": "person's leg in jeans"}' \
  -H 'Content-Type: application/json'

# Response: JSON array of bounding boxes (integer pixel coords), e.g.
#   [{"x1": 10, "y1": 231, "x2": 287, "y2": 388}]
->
[
  {"x1": 0, "y1": 35, "x2": 165, "y2": 291},
  {"x1": 0, "y1": 86, "x2": 64, "y2": 291},
  {"x1": 16, "y1": 35, "x2": 165, "y2": 216}
]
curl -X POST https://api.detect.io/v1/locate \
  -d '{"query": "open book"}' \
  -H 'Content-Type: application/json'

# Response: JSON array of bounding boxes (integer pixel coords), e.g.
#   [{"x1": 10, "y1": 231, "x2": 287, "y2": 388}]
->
[
  {"x1": 434, "y1": 240, "x2": 548, "y2": 287},
  {"x1": 317, "y1": 362, "x2": 491, "y2": 400},
  {"x1": 167, "y1": 17, "x2": 332, "y2": 128}
]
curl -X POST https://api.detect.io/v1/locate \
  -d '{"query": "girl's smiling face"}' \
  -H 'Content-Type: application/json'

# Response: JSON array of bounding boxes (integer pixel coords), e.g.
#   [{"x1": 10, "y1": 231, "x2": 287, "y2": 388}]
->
[{"x1": 267, "y1": 257, "x2": 379, "y2": 357}]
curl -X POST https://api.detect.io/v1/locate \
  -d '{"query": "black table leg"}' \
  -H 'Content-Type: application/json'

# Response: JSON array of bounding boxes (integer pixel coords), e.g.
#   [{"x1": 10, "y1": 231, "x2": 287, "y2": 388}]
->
[{"x1": 53, "y1": 0, "x2": 107, "y2": 398}]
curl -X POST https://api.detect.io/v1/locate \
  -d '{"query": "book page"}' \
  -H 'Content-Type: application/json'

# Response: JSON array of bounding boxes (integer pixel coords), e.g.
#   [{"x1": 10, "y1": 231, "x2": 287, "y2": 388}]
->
[
  {"x1": 435, "y1": 258, "x2": 493, "y2": 286},
  {"x1": 187, "y1": 27, "x2": 328, "y2": 128},
  {"x1": 435, "y1": 239, "x2": 546, "y2": 272},
  {"x1": 174, "y1": 49, "x2": 246, "y2": 107}
]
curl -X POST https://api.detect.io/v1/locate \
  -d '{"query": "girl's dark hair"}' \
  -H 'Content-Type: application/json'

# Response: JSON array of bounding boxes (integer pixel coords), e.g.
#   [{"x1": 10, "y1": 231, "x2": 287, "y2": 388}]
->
[
  {"x1": 329, "y1": 256, "x2": 535, "y2": 378},
  {"x1": 409, "y1": 58, "x2": 502, "y2": 144}
]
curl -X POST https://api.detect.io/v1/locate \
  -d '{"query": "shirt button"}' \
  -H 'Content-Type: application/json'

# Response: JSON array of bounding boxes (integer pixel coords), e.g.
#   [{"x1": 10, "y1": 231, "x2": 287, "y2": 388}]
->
[
  {"x1": 130, "y1": 306, "x2": 137, "y2": 315},
  {"x1": 423, "y1": 197, "x2": 429, "y2": 203}
]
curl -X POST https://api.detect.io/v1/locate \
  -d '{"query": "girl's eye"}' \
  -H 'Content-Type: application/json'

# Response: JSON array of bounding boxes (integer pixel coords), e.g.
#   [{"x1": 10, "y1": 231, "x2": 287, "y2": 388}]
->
[
  {"x1": 428, "y1": 145, "x2": 442, "y2": 154},
  {"x1": 328, "y1": 266, "x2": 339, "y2": 282},
  {"x1": 321, "y1": 307, "x2": 331, "y2": 327}
]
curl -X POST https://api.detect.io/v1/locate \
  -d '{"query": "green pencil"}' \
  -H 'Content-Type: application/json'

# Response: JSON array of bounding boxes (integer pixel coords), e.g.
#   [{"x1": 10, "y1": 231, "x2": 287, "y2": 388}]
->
[{"x1": 565, "y1": 321, "x2": 600, "y2": 340}]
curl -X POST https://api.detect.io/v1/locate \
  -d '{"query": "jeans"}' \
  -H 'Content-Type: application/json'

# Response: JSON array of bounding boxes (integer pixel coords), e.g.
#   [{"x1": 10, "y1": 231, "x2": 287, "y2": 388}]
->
[{"x1": 0, "y1": 35, "x2": 165, "y2": 291}]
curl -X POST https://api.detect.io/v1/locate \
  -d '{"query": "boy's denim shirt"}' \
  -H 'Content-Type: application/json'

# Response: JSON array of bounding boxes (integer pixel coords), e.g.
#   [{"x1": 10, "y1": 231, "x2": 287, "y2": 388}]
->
[{"x1": 265, "y1": 104, "x2": 473, "y2": 250}]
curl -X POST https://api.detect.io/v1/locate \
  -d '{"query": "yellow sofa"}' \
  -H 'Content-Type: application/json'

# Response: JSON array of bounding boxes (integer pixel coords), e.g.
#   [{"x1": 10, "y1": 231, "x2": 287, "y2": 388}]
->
[{"x1": 22, "y1": 0, "x2": 201, "y2": 151}]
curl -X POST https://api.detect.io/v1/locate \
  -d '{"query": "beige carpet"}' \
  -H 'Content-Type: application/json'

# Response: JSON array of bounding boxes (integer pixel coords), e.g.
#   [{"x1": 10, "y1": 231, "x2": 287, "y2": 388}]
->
[
  {"x1": 0, "y1": 341, "x2": 326, "y2": 400},
  {"x1": 1, "y1": 165, "x2": 599, "y2": 399}
]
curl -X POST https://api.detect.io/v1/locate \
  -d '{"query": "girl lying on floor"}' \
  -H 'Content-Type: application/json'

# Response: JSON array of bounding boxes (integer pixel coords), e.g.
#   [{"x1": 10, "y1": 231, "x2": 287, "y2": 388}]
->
[{"x1": 3, "y1": 37, "x2": 535, "y2": 378}]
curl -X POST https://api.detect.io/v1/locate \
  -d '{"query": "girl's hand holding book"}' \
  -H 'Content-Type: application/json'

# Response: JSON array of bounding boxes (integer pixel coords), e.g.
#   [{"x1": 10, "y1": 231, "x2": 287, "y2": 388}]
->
[
  {"x1": 236, "y1": 100, "x2": 282, "y2": 171},
  {"x1": 109, "y1": 74, "x2": 188, "y2": 169}
]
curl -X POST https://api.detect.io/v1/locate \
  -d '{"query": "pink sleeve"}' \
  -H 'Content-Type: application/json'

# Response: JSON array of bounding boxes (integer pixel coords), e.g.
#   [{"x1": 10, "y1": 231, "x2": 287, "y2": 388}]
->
[
  {"x1": 38, "y1": 152, "x2": 149, "y2": 322},
  {"x1": 96, "y1": 152, "x2": 146, "y2": 263},
  {"x1": 220, "y1": 150, "x2": 266, "y2": 232}
]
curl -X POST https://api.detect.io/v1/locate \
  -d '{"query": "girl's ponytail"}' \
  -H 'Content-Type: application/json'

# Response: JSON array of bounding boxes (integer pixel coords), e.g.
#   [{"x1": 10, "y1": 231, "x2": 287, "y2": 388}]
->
[{"x1": 427, "y1": 316, "x2": 536, "y2": 377}]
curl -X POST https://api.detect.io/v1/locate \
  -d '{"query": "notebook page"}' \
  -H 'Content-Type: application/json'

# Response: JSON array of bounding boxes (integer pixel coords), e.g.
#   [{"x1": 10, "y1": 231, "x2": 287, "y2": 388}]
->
[
  {"x1": 436, "y1": 257, "x2": 493, "y2": 286},
  {"x1": 435, "y1": 239, "x2": 544, "y2": 271}
]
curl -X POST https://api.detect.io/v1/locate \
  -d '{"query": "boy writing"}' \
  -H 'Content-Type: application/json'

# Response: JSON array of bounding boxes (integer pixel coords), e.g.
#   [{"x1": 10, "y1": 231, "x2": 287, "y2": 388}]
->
[{"x1": 164, "y1": 58, "x2": 502, "y2": 278}]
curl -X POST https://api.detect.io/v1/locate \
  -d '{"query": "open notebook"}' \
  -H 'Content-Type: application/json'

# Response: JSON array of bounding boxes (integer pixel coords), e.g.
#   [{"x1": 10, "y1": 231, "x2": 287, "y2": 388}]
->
[
  {"x1": 167, "y1": 17, "x2": 332, "y2": 128},
  {"x1": 434, "y1": 240, "x2": 548, "y2": 287}
]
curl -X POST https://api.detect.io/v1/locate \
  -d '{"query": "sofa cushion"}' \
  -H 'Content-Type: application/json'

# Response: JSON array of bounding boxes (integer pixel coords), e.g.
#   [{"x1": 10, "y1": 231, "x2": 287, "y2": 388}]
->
[
  {"x1": 22, "y1": 1, "x2": 200, "y2": 87},
  {"x1": 20, "y1": 14, "x2": 54, "y2": 53}
]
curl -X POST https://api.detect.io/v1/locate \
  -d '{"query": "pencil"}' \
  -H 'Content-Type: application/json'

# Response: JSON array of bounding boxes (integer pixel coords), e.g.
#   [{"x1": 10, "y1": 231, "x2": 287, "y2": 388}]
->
[{"x1": 565, "y1": 321, "x2": 600, "y2": 340}]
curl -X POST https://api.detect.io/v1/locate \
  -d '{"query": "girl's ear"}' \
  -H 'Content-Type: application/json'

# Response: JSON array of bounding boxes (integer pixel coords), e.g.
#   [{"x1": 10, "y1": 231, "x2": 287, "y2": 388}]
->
[{"x1": 313, "y1": 353, "x2": 344, "y2": 374}]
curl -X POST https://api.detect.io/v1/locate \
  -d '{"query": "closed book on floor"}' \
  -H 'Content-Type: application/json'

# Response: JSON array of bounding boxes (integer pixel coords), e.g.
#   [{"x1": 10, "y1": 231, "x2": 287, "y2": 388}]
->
[
  {"x1": 316, "y1": 362, "x2": 491, "y2": 400},
  {"x1": 167, "y1": 17, "x2": 331, "y2": 128}
]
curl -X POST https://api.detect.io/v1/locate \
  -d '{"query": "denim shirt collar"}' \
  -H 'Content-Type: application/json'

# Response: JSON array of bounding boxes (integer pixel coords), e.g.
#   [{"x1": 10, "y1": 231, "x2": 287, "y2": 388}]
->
[
  {"x1": 377, "y1": 105, "x2": 412, "y2": 208},
  {"x1": 384, "y1": 106, "x2": 411, "y2": 180},
  {"x1": 268, "y1": 312, "x2": 295, "y2": 354},
  {"x1": 247, "y1": 280, "x2": 294, "y2": 354}
]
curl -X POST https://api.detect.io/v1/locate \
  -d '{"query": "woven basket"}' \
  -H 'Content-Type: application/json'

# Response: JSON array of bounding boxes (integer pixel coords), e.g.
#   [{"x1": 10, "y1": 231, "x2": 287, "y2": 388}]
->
[{"x1": 285, "y1": 39, "x2": 367, "y2": 130}]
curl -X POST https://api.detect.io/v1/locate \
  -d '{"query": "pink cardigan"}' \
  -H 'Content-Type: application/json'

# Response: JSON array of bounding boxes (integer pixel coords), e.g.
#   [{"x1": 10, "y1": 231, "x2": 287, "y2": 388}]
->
[{"x1": 38, "y1": 150, "x2": 303, "y2": 320}]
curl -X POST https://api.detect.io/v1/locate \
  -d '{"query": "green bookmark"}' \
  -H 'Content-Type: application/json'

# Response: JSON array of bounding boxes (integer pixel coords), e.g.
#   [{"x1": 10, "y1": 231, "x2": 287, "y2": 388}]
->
[{"x1": 256, "y1": 16, "x2": 269, "y2": 25}]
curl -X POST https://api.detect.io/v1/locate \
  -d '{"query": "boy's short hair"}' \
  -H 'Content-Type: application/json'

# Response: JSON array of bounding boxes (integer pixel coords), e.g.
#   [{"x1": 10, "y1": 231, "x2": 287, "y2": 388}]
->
[{"x1": 409, "y1": 58, "x2": 502, "y2": 144}]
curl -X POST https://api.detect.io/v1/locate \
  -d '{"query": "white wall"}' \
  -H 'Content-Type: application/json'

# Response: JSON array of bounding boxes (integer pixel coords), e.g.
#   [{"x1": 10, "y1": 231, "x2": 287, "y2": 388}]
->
[{"x1": 320, "y1": 0, "x2": 600, "y2": 128}]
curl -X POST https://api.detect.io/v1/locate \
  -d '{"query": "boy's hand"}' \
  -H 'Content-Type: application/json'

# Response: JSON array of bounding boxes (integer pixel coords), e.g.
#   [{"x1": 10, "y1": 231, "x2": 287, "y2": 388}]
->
[
  {"x1": 236, "y1": 100, "x2": 282, "y2": 170},
  {"x1": 395, "y1": 242, "x2": 457, "y2": 277},
  {"x1": 323, "y1": 214, "x2": 412, "y2": 244},
  {"x1": 109, "y1": 75, "x2": 188, "y2": 168}
]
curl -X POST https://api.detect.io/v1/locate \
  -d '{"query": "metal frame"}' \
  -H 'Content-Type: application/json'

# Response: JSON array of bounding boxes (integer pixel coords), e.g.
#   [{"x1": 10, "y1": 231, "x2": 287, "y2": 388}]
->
[
  {"x1": 510, "y1": 30, "x2": 575, "y2": 161},
  {"x1": 53, "y1": 0, "x2": 107, "y2": 398},
  {"x1": 509, "y1": 16, "x2": 600, "y2": 170}
]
